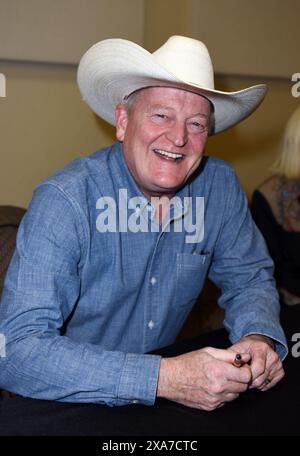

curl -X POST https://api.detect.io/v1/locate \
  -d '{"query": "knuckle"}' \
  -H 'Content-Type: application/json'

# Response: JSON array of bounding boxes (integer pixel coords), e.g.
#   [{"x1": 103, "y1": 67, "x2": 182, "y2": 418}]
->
[
  {"x1": 271, "y1": 352, "x2": 280, "y2": 363},
  {"x1": 243, "y1": 370, "x2": 252, "y2": 383},
  {"x1": 209, "y1": 366, "x2": 223, "y2": 383},
  {"x1": 205, "y1": 405, "x2": 216, "y2": 412},
  {"x1": 209, "y1": 398, "x2": 222, "y2": 409},
  {"x1": 211, "y1": 364, "x2": 222, "y2": 376},
  {"x1": 210, "y1": 383, "x2": 223, "y2": 395},
  {"x1": 239, "y1": 383, "x2": 248, "y2": 393},
  {"x1": 227, "y1": 392, "x2": 237, "y2": 400},
  {"x1": 279, "y1": 369, "x2": 285, "y2": 380},
  {"x1": 203, "y1": 346, "x2": 214, "y2": 356},
  {"x1": 254, "y1": 368, "x2": 265, "y2": 380},
  {"x1": 252, "y1": 376, "x2": 264, "y2": 388}
]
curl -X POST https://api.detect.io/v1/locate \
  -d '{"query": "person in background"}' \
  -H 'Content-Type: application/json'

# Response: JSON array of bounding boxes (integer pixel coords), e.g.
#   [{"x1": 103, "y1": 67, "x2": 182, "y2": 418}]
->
[{"x1": 252, "y1": 106, "x2": 300, "y2": 307}]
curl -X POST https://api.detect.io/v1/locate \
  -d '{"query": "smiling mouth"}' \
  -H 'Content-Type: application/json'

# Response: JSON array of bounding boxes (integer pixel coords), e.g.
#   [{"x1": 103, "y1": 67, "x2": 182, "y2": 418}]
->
[{"x1": 153, "y1": 149, "x2": 185, "y2": 162}]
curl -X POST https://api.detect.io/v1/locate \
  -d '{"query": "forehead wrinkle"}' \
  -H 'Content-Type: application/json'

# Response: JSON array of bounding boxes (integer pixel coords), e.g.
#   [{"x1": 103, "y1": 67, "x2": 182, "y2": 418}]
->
[
  {"x1": 146, "y1": 103, "x2": 209, "y2": 117},
  {"x1": 136, "y1": 87, "x2": 211, "y2": 120}
]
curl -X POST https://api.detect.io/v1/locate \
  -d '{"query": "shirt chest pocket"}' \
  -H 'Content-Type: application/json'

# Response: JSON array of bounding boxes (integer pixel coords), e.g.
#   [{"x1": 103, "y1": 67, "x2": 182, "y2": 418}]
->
[{"x1": 175, "y1": 252, "x2": 211, "y2": 307}]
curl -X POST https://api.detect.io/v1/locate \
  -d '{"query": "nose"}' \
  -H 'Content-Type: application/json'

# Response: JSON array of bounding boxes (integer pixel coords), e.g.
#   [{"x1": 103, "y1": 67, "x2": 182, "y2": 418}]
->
[{"x1": 165, "y1": 122, "x2": 188, "y2": 147}]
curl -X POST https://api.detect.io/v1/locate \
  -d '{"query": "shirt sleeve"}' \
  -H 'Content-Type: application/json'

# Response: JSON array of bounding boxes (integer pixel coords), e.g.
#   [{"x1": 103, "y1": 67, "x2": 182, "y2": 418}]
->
[
  {"x1": 208, "y1": 169, "x2": 288, "y2": 360},
  {"x1": 0, "y1": 183, "x2": 161, "y2": 406}
]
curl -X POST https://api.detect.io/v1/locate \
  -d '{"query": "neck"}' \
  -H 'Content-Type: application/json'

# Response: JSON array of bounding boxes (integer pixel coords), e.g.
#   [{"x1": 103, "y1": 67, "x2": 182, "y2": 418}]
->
[{"x1": 149, "y1": 195, "x2": 172, "y2": 224}]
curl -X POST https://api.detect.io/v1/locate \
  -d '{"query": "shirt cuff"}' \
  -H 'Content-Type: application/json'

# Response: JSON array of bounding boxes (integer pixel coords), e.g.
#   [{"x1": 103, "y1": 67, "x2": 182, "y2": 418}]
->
[
  {"x1": 116, "y1": 353, "x2": 161, "y2": 406},
  {"x1": 230, "y1": 324, "x2": 288, "y2": 360},
  {"x1": 243, "y1": 332, "x2": 288, "y2": 360}
]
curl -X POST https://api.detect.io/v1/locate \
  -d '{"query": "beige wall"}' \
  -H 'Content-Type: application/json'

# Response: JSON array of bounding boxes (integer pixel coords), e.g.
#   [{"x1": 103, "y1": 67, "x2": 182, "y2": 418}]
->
[
  {"x1": 145, "y1": 0, "x2": 300, "y2": 78},
  {"x1": 0, "y1": 61, "x2": 116, "y2": 207},
  {"x1": 0, "y1": 0, "x2": 299, "y2": 208},
  {"x1": 0, "y1": 0, "x2": 143, "y2": 207},
  {"x1": 0, "y1": 0, "x2": 144, "y2": 62}
]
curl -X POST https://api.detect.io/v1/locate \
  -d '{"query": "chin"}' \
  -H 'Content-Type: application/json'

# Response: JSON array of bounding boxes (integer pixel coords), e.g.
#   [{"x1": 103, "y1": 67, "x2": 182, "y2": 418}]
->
[
  {"x1": 155, "y1": 177, "x2": 184, "y2": 189},
  {"x1": 152, "y1": 183, "x2": 184, "y2": 195}
]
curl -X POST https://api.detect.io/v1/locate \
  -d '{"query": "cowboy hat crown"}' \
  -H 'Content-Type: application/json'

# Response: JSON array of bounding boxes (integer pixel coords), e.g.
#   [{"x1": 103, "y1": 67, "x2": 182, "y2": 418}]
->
[
  {"x1": 153, "y1": 35, "x2": 214, "y2": 89},
  {"x1": 77, "y1": 35, "x2": 266, "y2": 134}
]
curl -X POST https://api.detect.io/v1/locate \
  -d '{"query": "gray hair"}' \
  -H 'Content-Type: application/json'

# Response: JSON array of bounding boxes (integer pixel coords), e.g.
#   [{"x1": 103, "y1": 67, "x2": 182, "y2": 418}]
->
[{"x1": 122, "y1": 90, "x2": 143, "y2": 116}]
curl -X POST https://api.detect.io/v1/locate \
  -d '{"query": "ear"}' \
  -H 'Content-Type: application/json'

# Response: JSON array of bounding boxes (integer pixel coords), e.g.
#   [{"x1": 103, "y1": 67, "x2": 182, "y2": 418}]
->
[{"x1": 115, "y1": 104, "x2": 129, "y2": 142}]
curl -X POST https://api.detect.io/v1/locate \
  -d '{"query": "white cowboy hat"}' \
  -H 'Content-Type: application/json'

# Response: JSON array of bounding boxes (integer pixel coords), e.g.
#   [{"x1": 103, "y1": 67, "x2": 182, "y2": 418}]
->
[{"x1": 77, "y1": 35, "x2": 267, "y2": 135}]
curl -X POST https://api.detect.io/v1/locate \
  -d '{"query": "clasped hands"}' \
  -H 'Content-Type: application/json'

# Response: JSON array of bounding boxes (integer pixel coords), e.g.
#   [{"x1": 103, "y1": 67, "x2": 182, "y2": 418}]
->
[{"x1": 157, "y1": 334, "x2": 285, "y2": 411}]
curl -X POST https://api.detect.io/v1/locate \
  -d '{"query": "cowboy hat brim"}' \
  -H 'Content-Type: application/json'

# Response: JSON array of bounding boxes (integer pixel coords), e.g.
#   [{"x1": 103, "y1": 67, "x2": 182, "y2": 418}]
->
[{"x1": 77, "y1": 39, "x2": 267, "y2": 135}]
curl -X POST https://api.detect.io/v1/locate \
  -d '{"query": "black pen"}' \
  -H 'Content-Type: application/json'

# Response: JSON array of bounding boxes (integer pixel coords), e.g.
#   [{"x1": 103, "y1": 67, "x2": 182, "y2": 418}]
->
[{"x1": 233, "y1": 353, "x2": 243, "y2": 367}]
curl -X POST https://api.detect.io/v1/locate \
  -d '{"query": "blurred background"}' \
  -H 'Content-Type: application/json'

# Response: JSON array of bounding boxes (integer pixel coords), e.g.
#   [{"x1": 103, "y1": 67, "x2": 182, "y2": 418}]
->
[{"x1": 0, "y1": 0, "x2": 299, "y2": 207}]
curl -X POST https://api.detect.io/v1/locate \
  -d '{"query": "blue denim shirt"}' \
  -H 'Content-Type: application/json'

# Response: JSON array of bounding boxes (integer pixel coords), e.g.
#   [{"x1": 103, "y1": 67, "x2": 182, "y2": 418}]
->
[{"x1": 0, "y1": 142, "x2": 287, "y2": 406}]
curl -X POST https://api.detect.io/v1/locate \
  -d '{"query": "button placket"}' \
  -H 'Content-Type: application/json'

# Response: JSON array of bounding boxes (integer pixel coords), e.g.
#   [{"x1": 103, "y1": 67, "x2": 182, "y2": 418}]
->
[
  {"x1": 148, "y1": 320, "x2": 155, "y2": 330},
  {"x1": 150, "y1": 276, "x2": 156, "y2": 285},
  {"x1": 143, "y1": 232, "x2": 165, "y2": 351}
]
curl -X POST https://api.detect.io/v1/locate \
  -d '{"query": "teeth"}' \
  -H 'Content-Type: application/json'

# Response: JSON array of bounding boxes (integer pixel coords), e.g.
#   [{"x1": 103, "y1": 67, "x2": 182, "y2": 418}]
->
[{"x1": 154, "y1": 149, "x2": 183, "y2": 159}]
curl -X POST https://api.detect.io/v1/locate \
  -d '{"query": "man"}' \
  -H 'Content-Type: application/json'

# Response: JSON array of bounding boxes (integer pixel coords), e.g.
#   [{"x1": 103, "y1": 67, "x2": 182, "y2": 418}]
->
[{"x1": 0, "y1": 36, "x2": 287, "y2": 411}]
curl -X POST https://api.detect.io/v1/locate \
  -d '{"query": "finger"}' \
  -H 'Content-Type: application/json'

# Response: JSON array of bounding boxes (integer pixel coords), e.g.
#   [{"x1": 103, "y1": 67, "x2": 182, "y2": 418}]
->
[
  {"x1": 223, "y1": 392, "x2": 240, "y2": 402},
  {"x1": 232, "y1": 352, "x2": 251, "y2": 367},
  {"x1": 223, "y1": 379, "x2": 249, "y2": 394},
  {"x1": 257, "y1": 364, "x2": 284, "y2": 390},
  {"x1": 265, "y1": 362, "x2": 283, "y2": 382},
  {"x1": 216, "y1": 402, "x2": 225, "y2": 409},
  {"x1": 260, "y1": 369, "x2": 285, "y2": 391},
  {"x1": 205, "y1": 347, "x2": 251, "y2": 367},
  {"x1": 248, "y1": 355, "x2": 268, "y2": 388},
  {"x1": 223, "y1": 363, "x2": 252, "y2": 385},
  {"x1": 258, "y1": 364, "x2": 285, "y2": 391},
  {"x1": 250, "y1": 352, "x2": 282, "y2": 389},
  {"x1": 178, "y1": 395, "x2": 228, "y2": 412},
  {"x1": 213, "y1": 394, "x2": 239, "y2": 409},
  {"x1": 202, "y1": 391, "x2": 240, "y2": 410},
  {"x1": 257, "y1": 376, "x2": 272, "y2": 390}
]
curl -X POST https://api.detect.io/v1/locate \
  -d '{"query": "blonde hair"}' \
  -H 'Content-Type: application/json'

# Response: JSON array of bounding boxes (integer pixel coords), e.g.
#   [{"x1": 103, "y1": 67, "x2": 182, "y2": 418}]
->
[{"x1": 270, "y1": 106, "x2": 300, "y2": 179}]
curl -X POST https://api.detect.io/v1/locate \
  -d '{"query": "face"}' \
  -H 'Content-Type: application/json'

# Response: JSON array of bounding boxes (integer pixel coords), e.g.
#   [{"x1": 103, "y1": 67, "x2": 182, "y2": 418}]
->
[{"x1": 115, "y1": 86, "x2": 211, "y2": 199}]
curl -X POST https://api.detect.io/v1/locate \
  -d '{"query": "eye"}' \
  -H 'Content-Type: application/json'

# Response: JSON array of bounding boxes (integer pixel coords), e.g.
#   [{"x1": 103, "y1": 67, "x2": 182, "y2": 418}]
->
[
  {"x1": 189, "y1": 121, "x2": 208, "y2": 133},
  {"x1": 151, "y1": 113, "x2": 169, "y2": 124}
]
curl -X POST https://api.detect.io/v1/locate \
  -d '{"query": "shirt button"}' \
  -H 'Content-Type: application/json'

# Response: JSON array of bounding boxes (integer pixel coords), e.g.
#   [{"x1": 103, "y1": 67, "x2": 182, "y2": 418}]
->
[
  {"x1": 132, "y1": 400, "x2": 139, "y2": 404},
  {"x1": 150, "y1": 277, "x2": 156, "y2": 285},
  {"x1": 148, "y1": 320, "x2": 155, "y2": 330}
]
